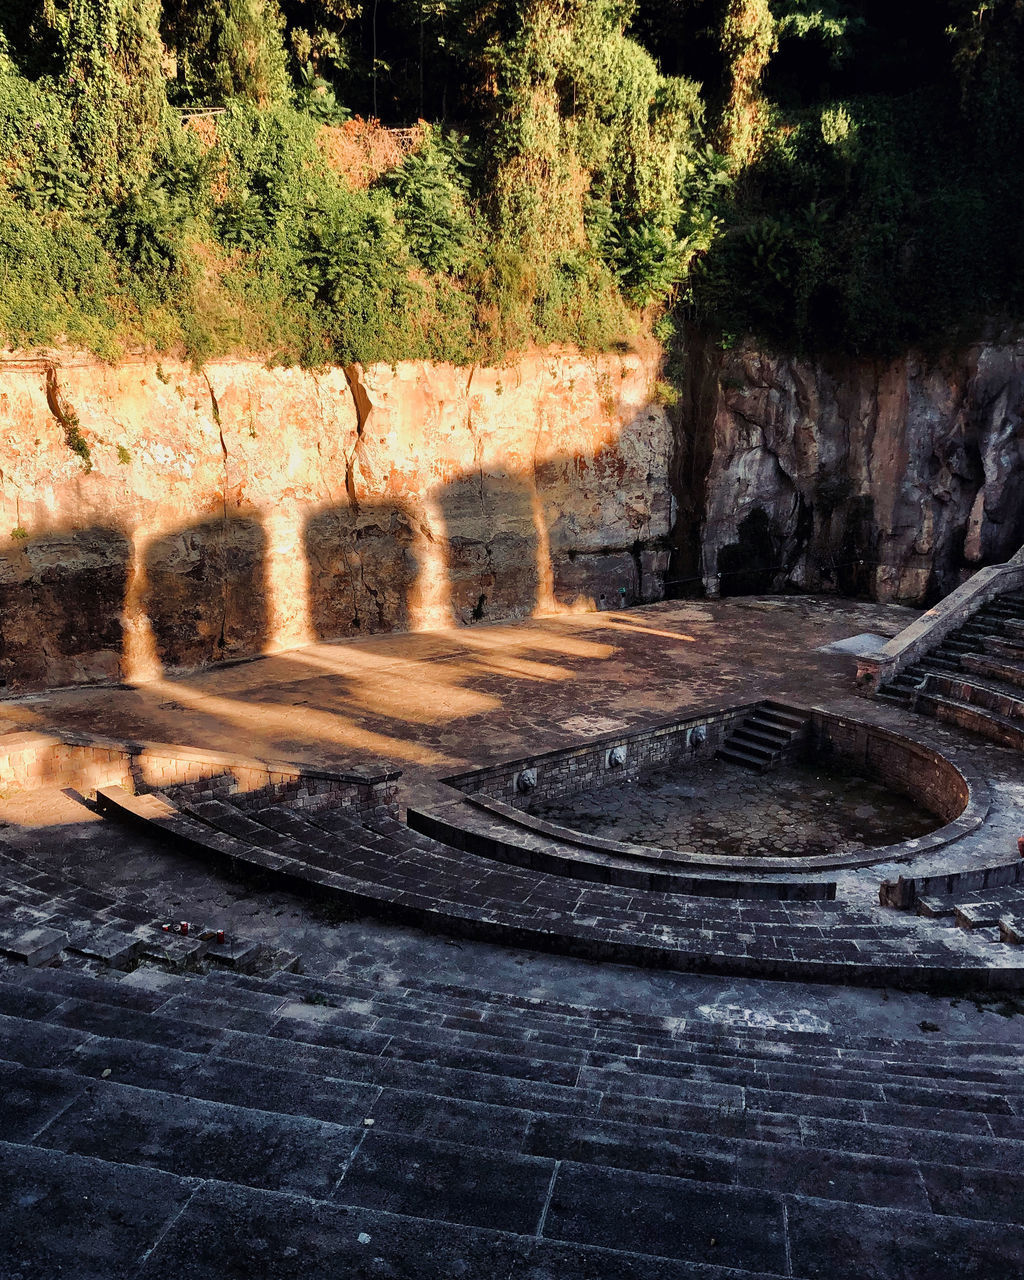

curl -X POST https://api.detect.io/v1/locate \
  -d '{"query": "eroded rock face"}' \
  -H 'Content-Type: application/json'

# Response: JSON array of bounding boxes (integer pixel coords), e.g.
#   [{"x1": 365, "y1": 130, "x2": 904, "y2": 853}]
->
[
  {"x1": 0, "y1": 347, "x2": 673, "y2": 691},
  {"x1": 5, "y1": 336, "x2": 1020, "y2": 693},
  {"x1": 694, "y1": 342, "x2": 1024, "y2": 603}
]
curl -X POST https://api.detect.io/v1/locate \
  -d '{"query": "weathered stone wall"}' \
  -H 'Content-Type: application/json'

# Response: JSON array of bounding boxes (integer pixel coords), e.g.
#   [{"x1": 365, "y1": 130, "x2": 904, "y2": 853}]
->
[
  {"x1": 689, "y1": 341, "x2": 1024, "y2": 604},
  {"x1": 0, "y1": 729, "x2": 396, "y2": 810},
  {"x1": 0, "y1": 346, "x2": 672, "y2": 691}
]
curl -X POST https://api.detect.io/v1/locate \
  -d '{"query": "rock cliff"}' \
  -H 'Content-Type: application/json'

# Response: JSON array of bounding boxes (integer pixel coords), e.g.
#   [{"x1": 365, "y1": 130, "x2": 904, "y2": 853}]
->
[
  {"x1": 0, "y1": 347, "x2": 672, "y2": 691},
  {"x1": 3, "y1": 336, "x2": 1022, "y2": 695},
  {"x1": 687, "y1": 340, "x2": 1024, "y2": 604}
]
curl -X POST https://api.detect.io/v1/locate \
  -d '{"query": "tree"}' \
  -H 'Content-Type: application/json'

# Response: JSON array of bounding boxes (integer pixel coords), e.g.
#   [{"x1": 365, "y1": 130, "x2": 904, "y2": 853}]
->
[
  {"x1": 42, "y1": 0, "x2": 166, "y2": 201},
  {"x1": 718, "y1": 0, "x2": 776, "y2": 168},
  {"x1": 163, "y1": 0, "x2": 291, "y2": 106}
]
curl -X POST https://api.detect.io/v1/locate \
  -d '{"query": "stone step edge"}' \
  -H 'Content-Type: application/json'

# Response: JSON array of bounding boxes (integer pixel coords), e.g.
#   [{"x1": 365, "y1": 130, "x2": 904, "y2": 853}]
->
[
  {"x1": 461, "y1": 793, "x2": 856, "y2": 878},
  {"x1": 6, "y1": 1047, "x2": 1024, "y2": 1187},
  {"x1": 94, "y1": 787, "x2": 1024, "y2": 992},
  {"x1": 11, "y1": 975, "x2": 1020, "y2": 1103},
  {"x1": 7, "y1": 973, "x2": 1024, "y2": 1110},
  {"x1": 461, "y1": 789, "x2": 968, "y2": 879},
  {"x1": 414, "y1": 797, "x2": 838, "y2": 899},
  {"x1": 11, "y1": 1126, "x2": 1024, "y2": 1275},
  {"x1": 10, "y1": 960, "x2": 1024, "y2": 1072}
]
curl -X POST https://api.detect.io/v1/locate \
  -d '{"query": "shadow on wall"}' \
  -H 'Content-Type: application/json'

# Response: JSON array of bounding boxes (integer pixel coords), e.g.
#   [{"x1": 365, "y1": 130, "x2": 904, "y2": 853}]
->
[
  {"x1": 437, "y1": 473, "x2": 539, "y2": 626},
  {"x1": 144, "y1": 516, "x2": 268, "y2": 670},
  {"x1": 537, "y1": 452, "x2": 652, "y2": 611},
  {"x1": 0, "y1": 525, "x2": 131, "y2": 689},
  {"x1": 304, "y1": 499, "x2": 420, "y2": 640},
  {"x1": 0, "y1": 431, "x2": 669, "y2": 690}
]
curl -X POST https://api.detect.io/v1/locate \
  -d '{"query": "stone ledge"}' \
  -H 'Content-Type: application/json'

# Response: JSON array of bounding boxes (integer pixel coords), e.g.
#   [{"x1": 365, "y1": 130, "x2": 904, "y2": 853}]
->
[
  {"x1": 445, "y1": 703, "x2": 987, "y2": 879},
  {"x1": 409, "y1": 797, "x2": 838, "y2": 902},
  {"x1": 0, "y1": 729, "x2": 399, "y2": 810}
]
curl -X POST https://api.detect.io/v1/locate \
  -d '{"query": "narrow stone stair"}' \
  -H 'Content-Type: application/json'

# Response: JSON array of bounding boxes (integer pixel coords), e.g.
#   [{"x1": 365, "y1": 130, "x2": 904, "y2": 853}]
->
[
  {"x1": 717, "y1": 702, "x2": 809, "y2": 771},
  {"x1": 879, "y1": 591, "x2": 1024, "y2": 750}
]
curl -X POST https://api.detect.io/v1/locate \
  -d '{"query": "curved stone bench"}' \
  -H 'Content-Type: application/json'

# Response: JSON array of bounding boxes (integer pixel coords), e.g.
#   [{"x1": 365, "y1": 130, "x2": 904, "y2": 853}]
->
[
  {"x1": 410, "y1": 792, "x2": 838, "y2": 899},
  {"x1": 462, "y1": 788, "x2": 983, "y2": 876},
  {"x1": 95, "y1": 785, "x2": 1024, "y2": 991}
]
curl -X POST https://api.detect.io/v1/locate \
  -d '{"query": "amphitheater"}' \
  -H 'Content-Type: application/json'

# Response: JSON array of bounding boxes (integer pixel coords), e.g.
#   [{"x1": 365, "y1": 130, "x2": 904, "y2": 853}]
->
[{"x1": 4, "y1": 583, "x2": 1024, "y2": 1279}]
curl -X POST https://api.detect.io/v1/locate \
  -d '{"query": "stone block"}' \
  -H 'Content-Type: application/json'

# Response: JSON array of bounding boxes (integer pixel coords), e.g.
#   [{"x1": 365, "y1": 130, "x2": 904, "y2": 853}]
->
[
  {"x1": 954, "y1": 902, "x2": 1002, "y2": 930},
  {"x1": 916, "y1": 897, "x2": 955, "y2": 919},
  {"x1": 0, "y1": 926, "x2": 68, "y2": 967}
]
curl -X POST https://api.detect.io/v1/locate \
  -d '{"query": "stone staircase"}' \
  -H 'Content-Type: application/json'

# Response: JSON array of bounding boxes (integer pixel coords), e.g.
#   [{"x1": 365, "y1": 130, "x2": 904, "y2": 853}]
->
[
  {"x1": 716, "y1": 702, "x2": 810, "y2": 771},
  {"x1": 88, "y1": 784, "x2": 1024, "y2": 989},
  {"x1": 2, "y1": 956, "x2": 1024, "y2": 1278},
  {"x1": 915, "y1": 886, "x2": 1024, "y2": 949},
  {"x1": 879, "y1": 591, "x2": 1024, "y2": 747}
]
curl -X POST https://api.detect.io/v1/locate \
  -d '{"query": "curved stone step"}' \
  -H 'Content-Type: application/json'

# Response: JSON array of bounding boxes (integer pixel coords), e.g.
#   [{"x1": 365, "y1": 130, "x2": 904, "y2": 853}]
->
[
  {"x1": 6, "y1": 964, "x2": 1024, "y2": 1140},
  {"x1": 91, "y1": 786, "x2": 1023, "y2": 990},
  {"x1": 918, "y1": 690, "x2": 1024, "y2": 752},
  {"x1": 962, "y1": 651, "x2": 1024, "y2": 689},
  {"x1": 927, "y1": 672, "x2": 1024, "y2": 719},
  {"x1": 431, "y1": 792, "x2": 843, "y2": 890}
]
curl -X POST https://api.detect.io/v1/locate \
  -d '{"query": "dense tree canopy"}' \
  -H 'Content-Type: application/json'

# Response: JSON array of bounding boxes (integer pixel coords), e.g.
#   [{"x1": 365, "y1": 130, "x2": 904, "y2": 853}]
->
[{"x1": 0, "y1": 0, "x2": 1020, "y2": 363}]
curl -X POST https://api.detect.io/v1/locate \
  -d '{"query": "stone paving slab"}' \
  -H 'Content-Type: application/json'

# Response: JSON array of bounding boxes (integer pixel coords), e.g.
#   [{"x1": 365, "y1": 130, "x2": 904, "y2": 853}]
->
[
  {"x1": 138, "y1": 1182, "x2": 531, "y2": 1280},
  {"x1": 784, "y1": 1197, "x2": 1024, "y2": 1280},
  {"x1": 0, "y1": 1141, "x2": 195, "y2": 1280},
  {"x1": 33, "y1": 1076, "x2": 363, "y2": 1198}
]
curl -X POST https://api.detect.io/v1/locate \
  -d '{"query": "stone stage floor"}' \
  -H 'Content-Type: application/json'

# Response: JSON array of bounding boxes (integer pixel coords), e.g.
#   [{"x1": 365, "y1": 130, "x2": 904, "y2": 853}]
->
[{"x1": 3, "y1": 595, "x2": 921, "y2": 785}]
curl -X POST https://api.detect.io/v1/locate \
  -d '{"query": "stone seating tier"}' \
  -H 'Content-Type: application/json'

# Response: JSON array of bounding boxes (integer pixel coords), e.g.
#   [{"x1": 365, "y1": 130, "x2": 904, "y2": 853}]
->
[
  {"x1": 2, "y1": 954, "x2": 1024, "y2": 1280},
  {"x1": 92, "y1": 785, "x2": 1024, "y2": 991}
]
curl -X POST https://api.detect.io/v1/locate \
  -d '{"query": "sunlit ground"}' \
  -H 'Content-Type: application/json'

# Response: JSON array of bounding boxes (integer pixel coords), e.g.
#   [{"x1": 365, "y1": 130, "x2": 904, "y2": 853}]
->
[{"x1": 1, "y1": 596, "x2": 920, "y2": 789}]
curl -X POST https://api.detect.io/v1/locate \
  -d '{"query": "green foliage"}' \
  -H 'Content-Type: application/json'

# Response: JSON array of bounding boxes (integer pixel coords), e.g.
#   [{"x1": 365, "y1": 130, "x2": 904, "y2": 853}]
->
[
  {"x1": 692, "y1": 69, "x2": 1024, "y2": 354},
  {"x1": 0, "y1": 0, "x2": 1021, "y2": 368},
  {"x1": 42, "y1": 0, "x2": 166, "y2": 202},
  {"x1": 774, "y1": 1, "x2": 861, "y2": 65},
  {"x1": 296, "y1": 189, "x2": 419, "y2": 359},
  {"x1": 481, "y1": 0, "x2": 704, "y2": 316},
  {"x1": 164, "y1": 0, "x2": 291, "y2": 106},
  {"x1": 293, "y1": 58, "x2": 351, "y2": 121},
  {"x1": 719, "y1": 0, "x2": 776, "y2": 166},
  {"x1": 685, "y1": 2, "x2": 1024, "y2": 355},
  {"x1": 0, "y1": 189, "x2": 120, "y2": 349},
  {"x1": 386, "y1": 131, "x2": 476, "y2": 274},
  {"x1": 607, "y1": 217, "x2": 686, "y2": 305}
]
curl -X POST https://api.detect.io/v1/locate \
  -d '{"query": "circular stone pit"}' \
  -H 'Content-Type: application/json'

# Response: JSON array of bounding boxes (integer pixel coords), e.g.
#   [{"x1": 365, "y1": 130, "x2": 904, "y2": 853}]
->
[{"x1": 528, "y1": 754, "x2": 940, "y2": 861}]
